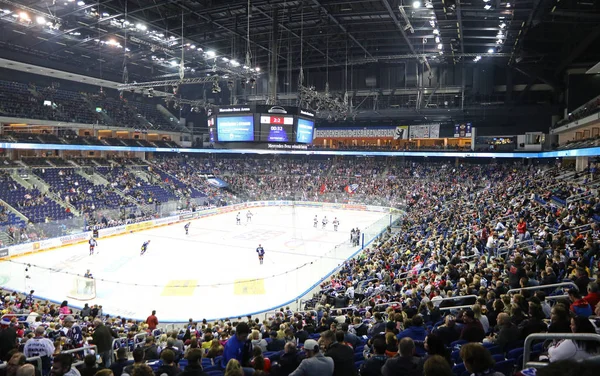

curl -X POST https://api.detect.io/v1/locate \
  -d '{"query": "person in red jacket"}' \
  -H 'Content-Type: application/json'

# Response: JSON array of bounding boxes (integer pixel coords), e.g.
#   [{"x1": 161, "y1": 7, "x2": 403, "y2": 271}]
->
[
  {"x1": 584, "y1": 282, "x2": 600, "y2": 311},
  {"x1": 516, "y1": 218, "x2": 527, "y2": 241},
  {"x1": 146, "y1": 310, "x2": 158, "y2": 331}
]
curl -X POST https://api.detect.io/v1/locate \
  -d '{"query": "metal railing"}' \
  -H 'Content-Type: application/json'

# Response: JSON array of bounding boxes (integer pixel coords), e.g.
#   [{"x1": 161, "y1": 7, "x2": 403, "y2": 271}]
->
[
  {"x1": 0, "y1": 313, "x2": 30, "y2": 323},
  {"x1": 436, "y1": 295, "x2": 478, "y2": 312},
  {"x1": 0, "y1": 356, "x2": 42, "y2": 371},
  {"x1": 523, "y1": 333, "x2": 600, "y2": 369},
  {"x1": 507, "y1": 282, "x2": 578, "y2": 295},
  {"x1": 61, "y1": 345, "x2": 97, "y2": 367},
  {"x1": 133, "y1": 333, "x2": 148, "y2": 348}
]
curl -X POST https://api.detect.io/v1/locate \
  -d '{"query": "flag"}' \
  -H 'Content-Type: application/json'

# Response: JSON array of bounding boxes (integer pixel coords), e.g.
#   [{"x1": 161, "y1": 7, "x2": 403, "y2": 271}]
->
[
  {"x1": 344, "y1": 184, "x2": 359, "y2": 194},
  {"x1": 319, "y1": 184, "x2": 327, "y2": 194}
]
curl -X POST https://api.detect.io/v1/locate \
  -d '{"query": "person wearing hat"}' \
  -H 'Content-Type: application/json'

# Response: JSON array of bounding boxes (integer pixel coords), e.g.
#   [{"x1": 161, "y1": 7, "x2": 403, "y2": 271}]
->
[
  {"x1": 0, "y1": 318, "x2": 17, "y2": 361},
  {"x1": 289, "y1": 339, "x2": 333, "y2": 376},
  {"x1": 63, "y1": 316, "x2": 83, "y2": 349}
]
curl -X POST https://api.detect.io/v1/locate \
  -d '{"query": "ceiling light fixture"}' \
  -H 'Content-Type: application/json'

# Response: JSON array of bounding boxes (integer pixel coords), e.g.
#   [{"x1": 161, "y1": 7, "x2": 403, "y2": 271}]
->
[
  {"x1": 169, "y1": 60, "x2": 178, "y2": 67},
  {"x1": 433, "y1": 29, "x2": 439, "y2": 35},
  {"x1": 506, "y1": 3, "x2": 511, "y2": 7},
  {"x1": 425, "y1": 1, "x2": 433, "y2": 8},
  {"x1": 36, "y1": 16, "x2": 46, "y2": 25},
  {"x1": 412, "y1": 1, "x2": 421, "y2": 8},
  {"x1": 255, "y1": 67, "x2": 260, "y2": 72},
  {"x1": 488, "y1": 48, "x2": 495, "y2": 53},
  {"x1": 19, "y1": 11, "x2": 29, "y2": 20},
  {"x1": 77, "y1": 1, "x2": 85, "y2": 5},
  {"x1": 135, "y1": 23, "x2": 147, "y2": 31},
  {"x1": 206, "y1": 50, "x2": 216, "y2": 58},
  {"x1": 500, "y1": 22, "x2": 506, "y2": 28},
  {"x1": 221, "y1": 57, "x2": 229, "y2": 62},
  {"x1": 473, "y1": 56, "x2": 481, "y2": 62},
  {"x1": 435, "y1": 36, "x2": 440, "y2": 43},
  {"x1": 484, "y1": 4, "x2": 492, "y2": 10},
  {"x1": 437, "y1": 43, "x2": 443, "y2": 49}
]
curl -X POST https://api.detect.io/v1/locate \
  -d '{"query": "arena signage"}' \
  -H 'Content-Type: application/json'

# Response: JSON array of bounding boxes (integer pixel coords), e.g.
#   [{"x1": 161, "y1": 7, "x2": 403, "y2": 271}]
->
[
  {"x1": 0, "y1": 248, "x2": 8, "y2": 258},
  {"x1": 314, "y1": 128, "x2": 396, "y2": 139}
]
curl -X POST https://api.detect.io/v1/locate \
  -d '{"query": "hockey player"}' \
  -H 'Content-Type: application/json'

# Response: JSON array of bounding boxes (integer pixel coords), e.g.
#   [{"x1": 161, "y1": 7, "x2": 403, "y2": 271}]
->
[
  {"x1": 184, "y1": 222, "x2": 191, "y2": 235},
  {"x1": 256, "y1": 244, "x2": 265, "y2": 265},
  {"x1": 333, "y1": 218, "x2": 340, "y2": 231},
  {"x1": 236, "y1": 212, "x2": 241, "y2": 225},
  {"x1": 314, "y1": 215, "x2": 318, "y2": 228},
  {"x1": 89, "y1": 237, "x2": 97, "y2": 256},
  {"x1": 140, "y1": 240, "x2": 151, "y2": 256},
  {"x1": 84, "y1": 269, "x2": 93, "y2": 278},
  {"x1": 246, "y1": 210, "x2": 253, "y2": 223},
  {"x1": 322, "y1": 216, "x2": 328, "y2": 229}
]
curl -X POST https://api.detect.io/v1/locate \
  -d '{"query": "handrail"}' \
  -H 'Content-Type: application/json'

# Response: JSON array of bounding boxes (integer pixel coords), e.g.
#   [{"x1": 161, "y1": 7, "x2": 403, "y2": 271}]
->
[
  {"x1": 0, "y1": 356, "x2": 42, "y2": 371},
  {"x1": 61, "y1": 345, "x2": 97, "y2": 355},
  {"x1": 373, "y1": 302, "x2": 401, "y2": 311},
  {"x1": 1, "y1": 313, "x2": 30, "y2": 323},
  {"x1": 507, "y1": 282, "x2": 578, "y2": 295},
  {"x1": 133, "y1": 333, "x2": 147, "y2": 348},
  {"x1": 439, "y1": 304, "x2": 474, "y2": 312},
  {"x1": 523, "y1": 333, "x2": 600, "y2": 369},
  {"x1": 398, "y1": 268, "x2": 431, "y2": 281}
]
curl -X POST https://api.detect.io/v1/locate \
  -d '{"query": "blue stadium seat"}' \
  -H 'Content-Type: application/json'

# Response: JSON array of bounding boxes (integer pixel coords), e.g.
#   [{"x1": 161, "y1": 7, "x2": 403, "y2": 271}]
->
[{"x1": 494, "y1": 359, "x2": 515, "y2": 376}]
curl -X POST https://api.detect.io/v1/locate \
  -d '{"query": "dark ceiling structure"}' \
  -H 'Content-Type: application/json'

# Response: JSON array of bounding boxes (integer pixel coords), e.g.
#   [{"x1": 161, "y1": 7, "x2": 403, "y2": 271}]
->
[
  {"x1": 0, "y1": 0, "x2": 598, "y2": 128},
  {"x1": 0, "y1": 0, "x2": 597, "y2": 81}
]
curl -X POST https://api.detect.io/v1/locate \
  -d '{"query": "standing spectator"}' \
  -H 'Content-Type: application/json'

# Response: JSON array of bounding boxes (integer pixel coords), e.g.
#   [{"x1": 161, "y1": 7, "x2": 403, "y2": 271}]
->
[
  {"x1": 0, "y1": 319, "x2": 17, "y2": 361},
  {"x1": 359, "y1": 335, "x2": 387, "y2": 376},
  {"x1": 146, "y1": 311, "x2": 158, "y2": 331},
  {"x1": 289, "y1": 339, "x2": 333, "y2": 376},
  {"x1": 63, "y1": 316, "x2": 83, "y2": 349},
  {"x1": 23, "y1": 326, "x2": 55, "y2": 375},
  {"x1": 221, "y1": 322, "x2": 252, "y2": 373},
  {"x1": 91, "y1": 318, "x2": 113, "y2": 368},
  {"x1": 381, "y1": 338, "x2": 422, "y2": 376},
  {"x1": 320, "y1": 330, "x2": 357, "y2": 376},
  {"x1": 80, "y1": 304, "x2": 91, "y2": 319},
  {"x1": 508, "y1": 256, "x2": 526, "y2": 289}
]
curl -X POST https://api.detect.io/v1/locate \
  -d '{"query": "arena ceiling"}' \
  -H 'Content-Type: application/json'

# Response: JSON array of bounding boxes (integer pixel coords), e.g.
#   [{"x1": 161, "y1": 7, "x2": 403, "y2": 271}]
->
[{"x1": 0, "y1": 0, "x2": 598, "y2": 85}]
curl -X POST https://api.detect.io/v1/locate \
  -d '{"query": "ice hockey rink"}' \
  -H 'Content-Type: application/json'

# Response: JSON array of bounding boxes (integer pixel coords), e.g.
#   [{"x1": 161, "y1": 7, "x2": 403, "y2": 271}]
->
[{"x1": 0, "y1": 206, "x2": 393, "y2": 322}]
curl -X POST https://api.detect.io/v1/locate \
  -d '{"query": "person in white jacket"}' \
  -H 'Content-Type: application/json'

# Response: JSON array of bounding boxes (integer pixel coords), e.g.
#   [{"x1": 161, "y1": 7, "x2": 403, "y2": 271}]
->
[{"x1": 548, "y1": 316, "x2": 600, "y2": 362}]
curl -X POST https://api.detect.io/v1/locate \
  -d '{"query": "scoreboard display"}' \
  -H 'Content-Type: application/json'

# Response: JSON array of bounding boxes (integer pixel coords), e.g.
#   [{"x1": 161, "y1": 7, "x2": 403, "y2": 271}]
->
[
  {"x1": 259, "y1": 115, "x2": 294, "y2": 142},
  {"x1": 216, "y1": 115, "x2": 255, "y2": 142}
]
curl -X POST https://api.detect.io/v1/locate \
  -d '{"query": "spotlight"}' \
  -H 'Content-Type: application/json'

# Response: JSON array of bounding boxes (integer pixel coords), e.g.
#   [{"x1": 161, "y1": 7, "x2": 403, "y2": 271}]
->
[
  {"x1": 249, "y1": 78, "x2": 256, "y2": 89},
  {"x1": 412, "y1": 1, "x2": 421, "y2": 8},
  {"x1": 36, "y1": 16, "x2": 46, "y2": 25},
  {"x1": 206, "y1": 50, "x2": 216, "y2": 58},
  {"x1": 488, "y1": 48, "x2": 495, "y2": 53}
]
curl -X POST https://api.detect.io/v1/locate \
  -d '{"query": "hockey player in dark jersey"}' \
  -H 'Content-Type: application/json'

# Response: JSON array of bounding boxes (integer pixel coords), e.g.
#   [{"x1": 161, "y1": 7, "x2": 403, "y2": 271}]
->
[
  {"x1": 140, "y1": 240, "x2": 151, "y2": 255},
  {"x1": 184, "y1": 222, "x2": 190, "y2": 235},
  {"x1": 236, "y1": 212, "x2": 241, "y2": 225},
  {"x1": 256, "y1": 244, "x2": 265, "y2": 265}
]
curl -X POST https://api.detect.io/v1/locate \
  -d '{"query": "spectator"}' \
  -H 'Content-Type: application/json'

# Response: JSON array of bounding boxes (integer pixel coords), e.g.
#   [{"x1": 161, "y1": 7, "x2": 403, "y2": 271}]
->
[
  {"x1": 485, "y1": 313, "x2": 519, "y2": 351},
  {"x1": 568, "y1": 289, "x2": 593, "y2": 317},
  {"x1": 16, "y1": 364, "x2": 36, "y2": 376},
  {"x1": 423, "y1": 355, "x2": 453, "y2": 376},
  {"x1": 155, "y1": 349, "x2": 179, "y2": 376},
  {"x1": 250, "y1": 331, "x2": 267, "y2": 353},
  {"x1": 549, "y1": 304, "x2": 571, "y2": 334},
  {"x1": 341, "y1": 323, "x2": 360, "y2": 348},
  {"x1": 368, "y1": 314, "x2": 386, "y2": 336},
  {"x1": 359, "y1": 335, "x2": 387, "y2": 376},
  {"x1": 294, "y1": 323, "x2": 309, "y2": 345},
  {"x1": 123, "y1": 348, "x2": 144, "y2": 375},
  {"x1": 206, "y1": 339, "x2": 223, "y2": 359},
  {"x1": 584, "y1": 282, "x2": 600, "y2": 311},
  {"x1": 250, "y1": 347, "x2": 270, "y2": 373},
  {"x1": 320, "y1": 330, "x2": 356, "y2": 376},
  {"x1": 548, "y1": 316, "x2": 600, "y2": 362},
  {"x1": 289, "y1": 339, "x2": 333, "y2": 376},
  {"x1": 170, "y1": 332, "x2": 184, "y2": 353},
  {"x1": 177, "y1": 349, "x2": 207, "y2": 376},
  {"x1": 381, "y1": 338, "x2": 422, "y2": 376},
  {"x1": 79, "y1": 355, "x2": 101, "y2": 376},
  {"x1": 7, "y1": 352, "x2": 27, "y2": 376},
  {"x1": 160, "y1": 338, "x2": 183, "y2": 363},
  {"x1": 142, "y1": 336, "x2": 159, "y2": 361},
  {"x1": 130, "y1": 365, "x2": 154, "y2": 376},
  {"x1": 91, "y1": 319, "x2": 113, "y2": 368},
  {"x1": 266, "y1": 331, "x2": 285, "y2": 352},
  {"x1": 0, "y1": 319, "x2": 17, "y2": 361},
  {"x1": 51, "y1": 354, "x2": 81, "y2": 376},
  {"x1": 397, "y1": 315, "x2": 426, "y2": 342},
  {"x1": 460, "y1": 311, "x2": 485, "y2": 343},
  {"x1": 472, "y1": 304, "x2": 489, "y2": 333},
  {"x1": 459, "y1": 343, "x2": 503, "y2": 376},
  {"x1": 221, "y1": 322, "x2": 252, "y2": 373},
  {"x1": 23, "y1": 326, "x2": 55, "y2": 373},
  {"x1": 433, "y1": 315, "x2": 460, "y2": 347},
  {"x1": 146, "y1": 311, "x2": 158, "y2": 331},
  {"x1": 420, "y1": 334, "x2": 451, "y2": 367},
  {"x1": 275, "y1": 342, "x2": 303, "y2": 376},
  {"x1": 110, "y1": 348, "x2": 129, "y2": 376}
]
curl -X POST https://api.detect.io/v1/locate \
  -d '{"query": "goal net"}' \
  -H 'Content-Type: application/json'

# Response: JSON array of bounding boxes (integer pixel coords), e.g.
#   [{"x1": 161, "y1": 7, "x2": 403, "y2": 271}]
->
[{"x1": 67, "y1": 276, "x2": 96, "y2": 301}]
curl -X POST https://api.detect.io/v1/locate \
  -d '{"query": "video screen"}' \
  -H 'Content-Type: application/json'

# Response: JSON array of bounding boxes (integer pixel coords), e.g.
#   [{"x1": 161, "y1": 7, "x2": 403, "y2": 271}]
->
[
  {"x1": 296, "y1": 118, "x2": 315, "y2": 143},
  {"x1": 259, "y1": 115, "x2": 294, "y2": 142},
  {"x1": 217, "y1": 115, "x2": 255, "y2": 142}
]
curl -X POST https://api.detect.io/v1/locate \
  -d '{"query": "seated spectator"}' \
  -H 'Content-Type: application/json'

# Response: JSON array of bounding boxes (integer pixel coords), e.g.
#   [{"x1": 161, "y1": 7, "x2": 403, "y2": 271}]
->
[
  {"x1": 397, "y1": 315, "x2": 426, "y2": 342},
  {"x1": 250, "y1": 347, "x2": 270, "y2": 373},
  {"x1": 176, "y1": 349, "x2": 208, "y2": 376},
  {"x1": 359, "y1": 335, "x2": 387, "y2": 376},
  {"x1": 381, "y1": 338, "x2": 422, "y2": 376},
  {"x1": 585, "y1": 282, "x2": 600, "y2": 311},
  {"x1": 548, "y1": 316, "x2": 600, "y2": 362},
  {"x1": 460, "y1": 311, "x2": 485, "y2": 343},
  {"x1": 320, "y1": 330, "x2": 356, "y2": 376},
  {"x1": 423, "y1": 355, "x2": 453, "y2": 376},
  {"x1": 368, "y1": 313, "x2": 386, "y2": 336},
  {"x1": 79, "y1": 355, "x2": 101, "y2": 376},
  {"x1": 341, "y1": 323, "x2": 359, "y2": 348},
  {"x1": 250, "y1": 331, "x2": 267, "y2": 353},
  {"x1": 267, "y1": 331, "x2": 285, "y2": 352},
  {"x1": 123, "y1": 348, "x2": 145, "y2": 375},
  {"x1": 420, "y1": 334, "x2": 451, "y2": 367},
  {"x1": 110, "y1": 348, "x2": 129, "y2": 376},
  {"x1": 384, "y1": 332, "x2": 398, "y2": 357},
  {"x1": 459, "y1": 343, "x2": 503, "y2": 376},
  {"x1": 433, "y1": 315, "x2": 460, "y2": 347},
  {"x1": 485, "y1": 313, "x2": 520, "y2": 351},
  {"x1": 131, "y1": 365, "x2": 155, "y2": 376},
  {"x1": 51, "y1": 353, "x2": 82, "y2": 376},
  {"x1": 568, "y1": 289, "x2": 593, "y2": 317},
  {"x1": 288, "y1": 339, "x2": 332, "y2": 376},
  {"x1": 549, "y1": 304, "x2": 572, "y2": 333},
  {"x1": 16, "y1": 364, "x2": 36, "y2": 376},
  {"x1": 160, "y1": 338, "x2": 183, "y2": 362},
  {"x1": 276, "y1": 342, "x2": 303, "y2": 376},
  {"x1": 155, "y1": 349, "x2": 179, "y2": 376},
  {"x1": 206, "y1": 339, "x2": 223, "y2": 359},
  {"x1": 142, "y1": 336, "x2": 159, "y2": 361},
  {"x1": 519, "y1": 303, "x2": 548, "y2": 340},
  {"x1": 294, "y1": 323, "x2": 309, "y2": 345}
]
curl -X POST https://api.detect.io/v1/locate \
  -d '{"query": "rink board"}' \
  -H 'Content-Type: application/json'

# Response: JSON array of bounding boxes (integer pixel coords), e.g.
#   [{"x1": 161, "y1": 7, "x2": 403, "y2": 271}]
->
[{"x1": 0, "y1": 203, "x2": 394, "y2": 321}]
